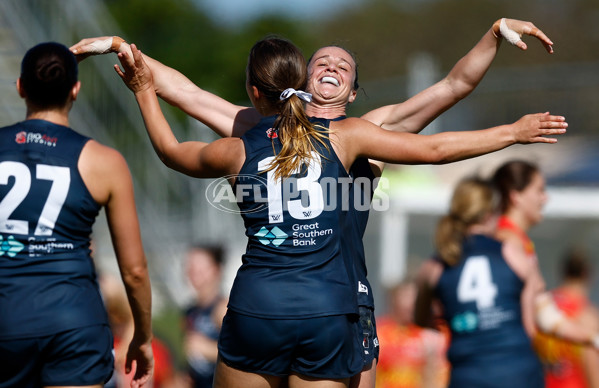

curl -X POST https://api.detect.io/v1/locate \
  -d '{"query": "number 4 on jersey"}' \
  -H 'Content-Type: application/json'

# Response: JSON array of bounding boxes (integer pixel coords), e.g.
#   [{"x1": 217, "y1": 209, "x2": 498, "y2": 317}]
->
[{"x1": 457, "y1": 255, "x2": 498, "y2": 310}]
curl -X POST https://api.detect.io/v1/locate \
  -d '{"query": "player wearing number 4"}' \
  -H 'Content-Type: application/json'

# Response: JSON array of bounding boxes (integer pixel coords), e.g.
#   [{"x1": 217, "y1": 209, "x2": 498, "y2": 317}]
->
[
  {"x1": 113, "y1": 33, "x2": 566, "y2": 387},
  {"x1": 414, "y1": 178, "x2": 599, "y2": 388},
  {"x1": 0, "y1": 42, "x2": 153, "y2": 387}
]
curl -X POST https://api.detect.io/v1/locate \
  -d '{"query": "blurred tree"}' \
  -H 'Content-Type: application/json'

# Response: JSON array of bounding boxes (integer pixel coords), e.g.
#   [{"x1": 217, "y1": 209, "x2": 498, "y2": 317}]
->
[{"x1": 104, "y1": 0, "x2": 599, "y2": 134}]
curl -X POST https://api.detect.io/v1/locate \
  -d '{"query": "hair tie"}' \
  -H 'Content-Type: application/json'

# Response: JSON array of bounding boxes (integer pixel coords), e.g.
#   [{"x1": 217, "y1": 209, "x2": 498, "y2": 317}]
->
[{"x1": 280, "y1": 88, "x2": 312, "y2": 103}]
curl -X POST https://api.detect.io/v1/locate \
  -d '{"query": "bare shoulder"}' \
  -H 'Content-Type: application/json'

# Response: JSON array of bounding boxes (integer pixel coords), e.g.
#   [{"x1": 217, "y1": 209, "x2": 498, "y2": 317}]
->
[
  {"x1": 81, "y1": 139, "x2": 128, "y2": 170},
  {"x1": 79, "y1": 140, "x2": 132, "y2": 205},
  {"x1": 331, "y1": 116, "x2": 374, "y2": 131},
  {"x1": 501, "y1": 238, "x2": 535, "y2": 280},
  {"x1": 495, "y1": 228, "x2": 520, "y2": 244},
  {"x1": 330, "y1": 117, "x2": 380, "y2": 145}
]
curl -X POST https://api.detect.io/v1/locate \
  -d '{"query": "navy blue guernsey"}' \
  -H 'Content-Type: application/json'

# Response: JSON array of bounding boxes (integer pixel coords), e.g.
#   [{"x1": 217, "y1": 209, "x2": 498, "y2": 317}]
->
[
  {"x1": 327, "y1": 116, "x2": 376, "y2": 309},
  {"x1": 435, "y1": 234, "x2": 542, "y2": 387},
  {"x1": 347, "y1": 155, "x2": 376, "y2": 309},
  {"x1": 0, "y1": 120, "x2": 107, "y2": 339},
  {"x1": 228, "y1": 115, "x2": 358, "y2": 319}
]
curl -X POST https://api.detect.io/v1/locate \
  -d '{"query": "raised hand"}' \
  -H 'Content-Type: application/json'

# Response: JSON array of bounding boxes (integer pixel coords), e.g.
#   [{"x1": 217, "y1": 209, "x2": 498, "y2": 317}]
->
[
  {"x1": 114, "y1": 44, "x2": 153, "y2": 94},
  {"x1": 70, "y1": 36, "x2": 125, "y2": 62},
  {"x1": 512, "y1": 112, "x2": 567, "y2": 144},
  {"x1": 493, "y1": 18, "x2": 554, "y2": 53}
]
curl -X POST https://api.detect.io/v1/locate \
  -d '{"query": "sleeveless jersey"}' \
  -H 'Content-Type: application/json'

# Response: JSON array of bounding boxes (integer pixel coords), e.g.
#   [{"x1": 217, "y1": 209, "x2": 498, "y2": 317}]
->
[
  {"x1": 0, "y1": 119, "x2": 106, "y2": 339},
  {"x1": 533, "y1": 288, "x2": 589, "y2": 388},
  {"x1": 347, "y1": 155, "x2": 376, "y2": 309},
  {"x1": 435, "y1": 234, "x2": 543, "y2": 387},
  {"x1": 227, "y1": 115, "x2": 357, "y2": 318},
  {"x1": 322, "y1": 116, "x2": 376, "y2": 309}
]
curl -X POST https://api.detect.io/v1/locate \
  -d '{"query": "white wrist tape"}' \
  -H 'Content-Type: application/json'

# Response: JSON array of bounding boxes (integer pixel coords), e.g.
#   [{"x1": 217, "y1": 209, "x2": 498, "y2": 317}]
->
[
  {"x1": 87, "y1": 38, "x2": 114, "y2": 54},
  {"x1": 535, "y1": 293, "x2": 565, "y2": 333},
  {"x1": 592, "y1": 334, "x2": 599, "y2": 349},
  {"x1": 499, "y1": 18, "x2": 521, "y2": 46}
]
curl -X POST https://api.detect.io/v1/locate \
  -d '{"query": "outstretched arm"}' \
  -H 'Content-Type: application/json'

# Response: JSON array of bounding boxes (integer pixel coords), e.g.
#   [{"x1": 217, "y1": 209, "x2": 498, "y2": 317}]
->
[
  {"x1": 361, "y1": 18, "x2": 553, "y2": 133},
  {"x1": 334, "y1": 112, "x2": 566, "y2": 169},
  {"x1": 71, "y1": 37, "x2": 261, "y2": 138}
]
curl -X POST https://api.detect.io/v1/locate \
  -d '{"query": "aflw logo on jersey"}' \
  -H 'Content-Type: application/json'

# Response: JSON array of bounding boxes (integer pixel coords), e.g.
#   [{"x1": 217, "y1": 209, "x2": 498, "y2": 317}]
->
[{"x1": 15, "y1": 131, "x2": 58, "y2": 147}]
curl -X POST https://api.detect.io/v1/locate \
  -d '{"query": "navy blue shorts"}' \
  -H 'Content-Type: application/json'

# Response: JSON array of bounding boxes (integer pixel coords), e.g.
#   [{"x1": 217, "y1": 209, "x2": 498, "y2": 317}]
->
[
  {"x1": 218, "y1": 311, "x2": 363, "y2": 379},
  {"x1": 0, "y1": 324, "x2": 114, "y2": 387},
  {"x1": 358, "y1": 306, "x2": 379, "y2": 366}
]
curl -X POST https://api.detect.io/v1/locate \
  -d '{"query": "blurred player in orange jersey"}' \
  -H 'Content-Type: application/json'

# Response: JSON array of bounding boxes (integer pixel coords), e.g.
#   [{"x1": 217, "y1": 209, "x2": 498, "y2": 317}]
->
[
  {"x1": 376, "y1": 280, "x2": 448, "y2": 388},
  {"x1": 533, "y1": 248, "x2": 599, "y2": 388}
]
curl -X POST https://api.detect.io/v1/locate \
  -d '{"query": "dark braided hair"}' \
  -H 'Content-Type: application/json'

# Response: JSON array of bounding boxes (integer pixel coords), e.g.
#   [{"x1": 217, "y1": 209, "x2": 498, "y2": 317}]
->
[{"x1": 20, "y1": 42, "x2": 78, "y2": 108}]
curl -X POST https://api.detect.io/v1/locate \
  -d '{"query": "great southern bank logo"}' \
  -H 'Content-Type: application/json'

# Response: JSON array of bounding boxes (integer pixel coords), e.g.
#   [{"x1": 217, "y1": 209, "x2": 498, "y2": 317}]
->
[
  {"x1": 254, "y1": 226, "x2": 288, "y2": 246},
  {"x1": 0, "y1": 235, "x2": 25, "y2": 257}
]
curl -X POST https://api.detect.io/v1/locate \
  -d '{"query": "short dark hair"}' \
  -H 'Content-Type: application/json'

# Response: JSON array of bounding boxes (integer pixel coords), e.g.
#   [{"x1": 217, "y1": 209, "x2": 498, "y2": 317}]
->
[
  {"x1": 20, "y1": 42, "x2": 78, "y2": 108},
  {"x1": 188, "y1": 243, "x2": 224, "y2": 267}
]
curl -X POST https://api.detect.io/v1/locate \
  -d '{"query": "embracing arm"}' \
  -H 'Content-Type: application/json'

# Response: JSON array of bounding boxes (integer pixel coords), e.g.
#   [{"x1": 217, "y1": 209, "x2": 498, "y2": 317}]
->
[
  {"x1": 115, "y1": 44, "x2": 243, "y2": 178},
  {"x1": 334, "y1": 112, "x2": 566, "y2": 168},
  {"x1": 361, "y1": 18, "x2": 553, "y2": 133},
  {"x1": 70, "y1": 37, "x2": 260, "y2": 138}
]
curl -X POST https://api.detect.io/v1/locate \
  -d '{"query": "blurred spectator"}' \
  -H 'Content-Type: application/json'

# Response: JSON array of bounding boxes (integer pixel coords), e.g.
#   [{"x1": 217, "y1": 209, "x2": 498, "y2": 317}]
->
[
  {"x1": 533, "y1": 247, "x2": 599, "y2": 388},
  {"x1": 183, "y1": 244, "x2": 228, "y2": 388},
  {"x1": 376, "y1": 280, "x2": 447, "y2": 388}
]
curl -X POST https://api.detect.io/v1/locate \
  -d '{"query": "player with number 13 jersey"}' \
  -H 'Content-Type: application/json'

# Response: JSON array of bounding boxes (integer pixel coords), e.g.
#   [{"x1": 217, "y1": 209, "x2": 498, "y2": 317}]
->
[{"x1": 228, "y1": 116, "x2": 357, "y2": 319}]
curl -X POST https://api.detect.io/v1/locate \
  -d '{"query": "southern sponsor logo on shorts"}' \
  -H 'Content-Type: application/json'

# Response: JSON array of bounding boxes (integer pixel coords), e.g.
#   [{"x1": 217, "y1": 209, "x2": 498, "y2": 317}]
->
[
  {"x1": 254, "y1": 226, "x2": 288, "y2": 246},
  {"x1": 0, "y1": 235, "x2": 25, "y2": 257},
  {"x1": 15, "y1": 131, "x2": 58, "y2": 147}
]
